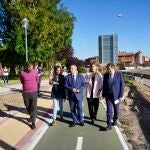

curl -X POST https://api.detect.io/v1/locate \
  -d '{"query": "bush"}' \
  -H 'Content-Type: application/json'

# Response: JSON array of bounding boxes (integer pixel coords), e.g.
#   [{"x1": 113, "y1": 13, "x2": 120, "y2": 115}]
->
[
  {"x1": 78, "y1": 67, "x2": 87, "y2": 73},
  {"x1": 124, "y1": 75, "x2": 133, "y2": 87}
]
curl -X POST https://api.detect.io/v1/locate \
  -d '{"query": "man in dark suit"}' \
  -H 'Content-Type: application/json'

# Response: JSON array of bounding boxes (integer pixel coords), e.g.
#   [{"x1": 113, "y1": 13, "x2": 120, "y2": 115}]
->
[
  {"x1": 102, "y1": 63, "x2": 124, "y2": 130},
  {"x1": 65, "y1": 64, "x2": 85, "y2": 127}
]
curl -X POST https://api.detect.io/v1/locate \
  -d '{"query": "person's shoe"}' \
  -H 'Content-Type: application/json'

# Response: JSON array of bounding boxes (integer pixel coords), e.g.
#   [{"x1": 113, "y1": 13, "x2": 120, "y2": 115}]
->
[
  {"x1": 79, "y1": 122, "x2": 84, "y2": 126},
  {"x1": 69, "y1": 122, "x2": 77, "y2": 127},
  {"x1": 51, "y1": 120, "x2": 56, "y2": 126},
  {"x1": 91, "y1": 119, "x2": 94, "y2": 125},
  {"x1": 106, "y1": 126, "x2": 112, "y2": 131},
  {"x1": 60, "y1": 116, "x2": 63, "y2": 120},
  {"x1": 112, "y1": 121, "x2": 117, "y2": 126},
  {"x1": 94, "y1": 115, "x2": 97, "y2": 120},
  {"x1": 31, "y1": 123, "x2": 36, "y2": 129}
]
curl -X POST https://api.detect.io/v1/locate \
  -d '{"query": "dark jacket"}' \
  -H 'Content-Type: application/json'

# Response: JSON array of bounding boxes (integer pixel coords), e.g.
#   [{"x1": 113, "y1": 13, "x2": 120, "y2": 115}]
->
[
  {"x1": 65, "y1": 73, "x2": 85, "y2": 101},
  {"x1": 102, "y1": 71, "x2": 124, "y2": 100},
  {"x1": 51, "y1": 74, "x2": 66, "y2": 99}
]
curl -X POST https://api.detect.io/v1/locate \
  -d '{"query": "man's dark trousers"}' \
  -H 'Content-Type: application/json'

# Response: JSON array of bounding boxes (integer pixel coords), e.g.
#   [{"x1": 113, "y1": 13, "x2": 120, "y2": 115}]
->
[
  {"x1": 23, "y1": 91, "x2": 38, "y2": 124},
  {"x1": 69, "y1": 95, "x2": 83, "y2": 124},
  {"x1": 106, "y1": 93, "x2": 119, "y2": 126}
]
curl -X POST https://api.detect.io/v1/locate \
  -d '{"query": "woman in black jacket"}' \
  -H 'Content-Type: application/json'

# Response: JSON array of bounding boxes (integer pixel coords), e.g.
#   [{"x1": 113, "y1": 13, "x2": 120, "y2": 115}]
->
[{"x1": 49, "y1": 65, "x2": 66, "y2": 126}]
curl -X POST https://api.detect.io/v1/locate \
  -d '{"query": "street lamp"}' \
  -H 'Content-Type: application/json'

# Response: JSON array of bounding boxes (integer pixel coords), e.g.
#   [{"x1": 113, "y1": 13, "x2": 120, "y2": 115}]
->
[{"x1": 22, "y1": 18, "x2": 29, "y2": 62}]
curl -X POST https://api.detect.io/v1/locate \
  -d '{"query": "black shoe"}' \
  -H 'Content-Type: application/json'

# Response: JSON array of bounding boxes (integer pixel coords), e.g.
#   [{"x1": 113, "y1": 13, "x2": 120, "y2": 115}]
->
[
  {"x1": 69, "y1": 122, "x2": 77, "y2": 127},
  {"x1": 31, "y1": 123, "x2": 36, "y2": 129},
  {"x1": 112, "y1": 121, "x2": 117, "y2": 126},
  {"x1": 106, "y1": 126, "x2": 112, "y2": 131},
  {"x1": 94, "y1": 115, "x2": 97, "y2": 120},
  {"x1": 79, "y1": 122, "x2": 84, "y2": 126},
  {"x1": 60, "y1": 116, "x2": 63, "y2": 121},
  {"x1": 91, "y1": 119, "x2": 94, "y2": 125}
]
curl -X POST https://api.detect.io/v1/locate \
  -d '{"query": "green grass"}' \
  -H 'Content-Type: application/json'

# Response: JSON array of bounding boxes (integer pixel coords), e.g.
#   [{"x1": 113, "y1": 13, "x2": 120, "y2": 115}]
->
[{"x1": 124, "y1": 74, "x2": 133, "y2": 87}]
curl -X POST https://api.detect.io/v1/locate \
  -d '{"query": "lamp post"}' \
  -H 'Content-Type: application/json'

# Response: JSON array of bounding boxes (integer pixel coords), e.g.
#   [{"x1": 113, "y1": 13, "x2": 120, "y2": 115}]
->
[{"x1": 22, "y1": 18, "x2": 29, "y2": 62}]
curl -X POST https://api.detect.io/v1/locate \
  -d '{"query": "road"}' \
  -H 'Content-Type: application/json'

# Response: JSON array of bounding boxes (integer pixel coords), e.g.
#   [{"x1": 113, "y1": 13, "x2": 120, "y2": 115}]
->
[
  {"x1": 34, "y1": 98, "x2": 127, "y2": 150},
  {"x1": 0, "y1": 81, "x2": 129, "y2": 150}
]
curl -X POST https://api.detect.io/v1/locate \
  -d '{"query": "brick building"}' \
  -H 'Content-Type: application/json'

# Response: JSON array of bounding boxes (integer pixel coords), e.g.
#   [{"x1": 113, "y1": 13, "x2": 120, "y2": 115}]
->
[{"x1": 118, "y1": 50, "x2": 150, "y2": 66}]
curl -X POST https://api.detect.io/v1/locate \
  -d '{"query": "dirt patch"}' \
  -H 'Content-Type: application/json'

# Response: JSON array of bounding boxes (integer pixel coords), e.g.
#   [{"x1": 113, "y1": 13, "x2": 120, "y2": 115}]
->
[
  {"x1": 119, "y1": 83, "x2": 150, "y2": 150},
  {"x1": 0, "y1": 85, "x2": 51, "y2": 115},
  {"x1": 0, "y1": 92, "x2": 23, "y2": 112}
]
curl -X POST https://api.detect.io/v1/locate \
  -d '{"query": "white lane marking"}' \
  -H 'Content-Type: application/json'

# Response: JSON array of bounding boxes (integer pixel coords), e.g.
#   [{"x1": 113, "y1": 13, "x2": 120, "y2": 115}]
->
[
  {"x1": 114, "y1": 126, "x2": 129, "y2": 150},
  {"x1": 76, "y1": 137, "x2": 83, "y2": 150},
  {"x1": 100, "y1": 100, "x2": 129, "y2": 150}
]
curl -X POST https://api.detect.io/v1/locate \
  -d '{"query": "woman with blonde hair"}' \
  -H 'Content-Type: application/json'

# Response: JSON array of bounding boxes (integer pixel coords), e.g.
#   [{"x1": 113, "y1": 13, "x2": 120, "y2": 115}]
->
[{"x1": 85, "y1": 62, "x2": 103, "y2": 124}]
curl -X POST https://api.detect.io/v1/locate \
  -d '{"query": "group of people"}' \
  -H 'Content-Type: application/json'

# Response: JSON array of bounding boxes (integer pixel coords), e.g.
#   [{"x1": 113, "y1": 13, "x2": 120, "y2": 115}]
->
[
  {"x1": 20, "y1": 62, "x2": 124, "y2": 130},
  {"x1": 0, "y1": 63, "x2": 9, "y2": 86}
]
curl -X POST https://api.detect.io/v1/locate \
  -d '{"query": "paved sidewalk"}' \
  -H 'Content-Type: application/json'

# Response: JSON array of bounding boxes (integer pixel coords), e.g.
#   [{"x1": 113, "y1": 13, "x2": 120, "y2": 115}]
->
[
  {"x1": 0, "y1": 80, "x2": 49, "y2": 95},
  {"x1": 0, "y1": 82, "x2": 53, "y2": 150}
]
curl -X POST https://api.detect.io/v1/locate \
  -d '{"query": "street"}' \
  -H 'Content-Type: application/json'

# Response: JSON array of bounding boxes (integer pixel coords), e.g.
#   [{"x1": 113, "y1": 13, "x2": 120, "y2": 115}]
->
[
  {"x1": 34, "y1": 99, "x2": 126, "y2": 150},
  {"x1": 0, "y1": 82, "x2": 129, "y2": 150}
]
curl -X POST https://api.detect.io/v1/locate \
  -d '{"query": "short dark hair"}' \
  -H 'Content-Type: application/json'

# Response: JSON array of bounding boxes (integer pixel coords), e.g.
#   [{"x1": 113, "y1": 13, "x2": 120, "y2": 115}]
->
[
  {"x1": 70, "y1": 64, "x2": 77, "y2": 67},
  {"x1": 106, "y1": 63, "x2": 115, "y2": 68},
  {"x1": 26, "y1": 61, "x2": 33, "y2": 67}
]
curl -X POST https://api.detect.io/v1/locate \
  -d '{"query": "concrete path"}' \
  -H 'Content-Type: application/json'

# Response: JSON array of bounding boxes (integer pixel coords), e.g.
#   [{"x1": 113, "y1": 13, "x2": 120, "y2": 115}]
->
[
  {"x1": 34, "y1": 99, "x2": 129, "y2": 150},
  {"x1": 0, "y1": 80, "x2": 49, "y2": 95},
  {"x1": 0, "y1": 82, "x2": 53, "y2": 150},
  {"x1": 0, "y1": 82, "x2": 129, "y2": 150}
]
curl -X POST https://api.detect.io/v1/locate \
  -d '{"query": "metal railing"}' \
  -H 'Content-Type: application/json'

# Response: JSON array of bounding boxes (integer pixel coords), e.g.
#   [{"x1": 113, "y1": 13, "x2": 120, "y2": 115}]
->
[{"x1": 121, "y1": 71, "x2": 150, "y2": 87}]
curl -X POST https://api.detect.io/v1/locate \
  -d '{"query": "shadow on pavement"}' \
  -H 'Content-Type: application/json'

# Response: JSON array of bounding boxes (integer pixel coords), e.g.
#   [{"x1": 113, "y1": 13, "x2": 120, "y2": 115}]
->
[
  {"x1": 84, "y1": 116, "x2": 107, "y2": 123},
  {"x1": 39, "y1": 90, "x2": 51, "y2": 94},
  {"x1": 4, "y1": 104, "x2": 24, "y2": 112},
  {"x1": 0, "y1": 105, "x2": 25, "y2": 118},
  {"x1": 0, "y1": 104, "x2": 53, "y2": 128},
  {"x1": 85, "y1": 120, "x2": 106, "y2": 131},
  {"x1": 57, "y1": 111, "x2": 72, "y2": 125},
  {"x1": 10, "y1": 88, "x2": 22, "y2": 93},
  {"x1": 0, "y1": 109, "x2": 30, "y2": 127},
  {"x1": 84, "y1": 116, "x2": 106, "y2": 131},
  {"x1": 37, "y1": 108, "x2": 53, "y2": 125},
  {"x1": 0, "y1": 139, "x2": 17, "y2": 150},
  {"x1": 38, "y1": 93, "x2": 51, "y2": 99}
]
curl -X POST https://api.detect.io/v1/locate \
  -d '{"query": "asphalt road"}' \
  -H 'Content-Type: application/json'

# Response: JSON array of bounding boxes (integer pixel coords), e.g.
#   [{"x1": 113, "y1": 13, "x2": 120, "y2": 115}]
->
[{"x1": 34, "y1": 98, "x2": 125, "y2": 150}]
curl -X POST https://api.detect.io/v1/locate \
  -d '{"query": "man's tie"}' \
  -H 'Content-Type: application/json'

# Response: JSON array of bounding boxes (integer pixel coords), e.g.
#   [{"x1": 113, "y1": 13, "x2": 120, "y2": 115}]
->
[
  {"x1": 72, "y1": 74, "x2": 76, "y2": 84},
  {"x1": 109, "y1": 74, "x2": 113, "y2": 93}
]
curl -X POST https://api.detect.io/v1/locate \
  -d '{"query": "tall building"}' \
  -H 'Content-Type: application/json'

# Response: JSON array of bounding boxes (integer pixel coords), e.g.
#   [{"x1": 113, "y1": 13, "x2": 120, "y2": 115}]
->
[{"x1": 99, "y1": 34, "x2": 118, "y2": 64}]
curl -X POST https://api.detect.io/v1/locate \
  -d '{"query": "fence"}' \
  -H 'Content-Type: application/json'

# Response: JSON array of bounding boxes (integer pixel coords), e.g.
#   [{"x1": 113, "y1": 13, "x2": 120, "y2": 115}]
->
[{"x1": 122, "y1": 71, "x2": 150, "y2": 87}]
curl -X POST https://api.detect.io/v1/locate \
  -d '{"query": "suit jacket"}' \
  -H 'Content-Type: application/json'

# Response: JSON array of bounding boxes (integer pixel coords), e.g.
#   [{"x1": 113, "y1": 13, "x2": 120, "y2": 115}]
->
[
  {"x1": 102, "y1": 71, "x2": 124, "y2": 100},
  {"x1": 85, "y1": 72, "x2": 103, "y2": 98},
  {"x1": 65, "y1": 73, "x2": 85, "y2": 101}
]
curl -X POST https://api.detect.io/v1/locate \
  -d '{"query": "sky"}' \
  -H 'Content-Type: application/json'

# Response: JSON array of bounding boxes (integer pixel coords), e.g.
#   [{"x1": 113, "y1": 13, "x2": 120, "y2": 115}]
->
[{"x1": 62, "y1": 0, "x2": 150, "y2": 60}]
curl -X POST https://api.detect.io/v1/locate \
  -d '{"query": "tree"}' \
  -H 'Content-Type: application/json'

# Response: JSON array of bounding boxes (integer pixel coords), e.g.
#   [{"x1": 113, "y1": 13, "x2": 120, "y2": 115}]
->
[{"x1": 0, "y1": 0, "x2": 75, "y2": 75}]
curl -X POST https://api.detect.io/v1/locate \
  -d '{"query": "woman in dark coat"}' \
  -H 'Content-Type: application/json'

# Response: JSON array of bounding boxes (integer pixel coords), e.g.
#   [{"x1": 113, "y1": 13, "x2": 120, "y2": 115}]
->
[{"x1": 49, "y1": 65, "x2": 65, "y2": 126}]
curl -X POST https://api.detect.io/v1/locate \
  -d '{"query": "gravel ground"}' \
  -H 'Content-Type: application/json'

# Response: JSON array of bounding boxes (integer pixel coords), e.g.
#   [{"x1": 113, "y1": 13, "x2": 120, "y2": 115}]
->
[
  {"x1": 0, "y1": 92, "x2": 23, "y2": 112},
  {"x1": 0, "y1": 85, "x2": 51, "y2": 116},
  {"x1": 119, "y1": 82, "x2": 150, "y2": 150}
]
